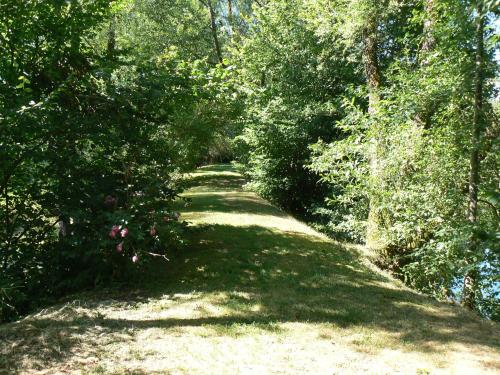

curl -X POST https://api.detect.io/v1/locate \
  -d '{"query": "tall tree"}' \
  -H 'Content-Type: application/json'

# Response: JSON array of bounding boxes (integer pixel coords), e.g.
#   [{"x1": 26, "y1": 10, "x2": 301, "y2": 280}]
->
[
  {"x1": 362, "y1": 3, "x2": 383, "y2": 250},
  {"x1": 414, "y1": 0, "x2": 439, "y2": 129},
  {"x1": 462, "y1": 0, "x2": 486, "y2": 310},
  {"x1": 420, "y1": 0, "x2": 436, "y2": 58},
  {"x1": 107, "y1": 15, "x2": 117, "y2": 57},
  {"x1": 200, "y1": 0, "x2": 225, "y2": 65},
  {"x1": 228, "y1": 0, "x2": 233, "y2": 21}
]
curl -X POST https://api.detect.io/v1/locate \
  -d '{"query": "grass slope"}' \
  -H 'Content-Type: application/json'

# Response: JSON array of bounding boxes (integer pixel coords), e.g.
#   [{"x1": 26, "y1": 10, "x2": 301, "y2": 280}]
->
[{"x1": 1, "y1": 164, "x2": 499, "y2": 374}]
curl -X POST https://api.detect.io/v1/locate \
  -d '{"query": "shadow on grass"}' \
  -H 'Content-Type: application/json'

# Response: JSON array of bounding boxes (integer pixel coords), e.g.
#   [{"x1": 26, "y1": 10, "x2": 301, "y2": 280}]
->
[
  {"x1": 199, "y1": 164, "x2": 238, "y2": 173},
  {"x1": 159, "y1": 225, "x2": 498, "y2": 343},
  {"x1": 183, "y1": 164, "x2": 287, "y2": 217},
  {"x1": 1, "y1": 164, "x2": 499, "y2": 373},
  {"x1": 182, "y1": 192, "x2": 288, "y2": 218},
  {"x1": 2, "y1": 224, "x2": 498, "y2": 373},
  {"x1": 185, "y1": 165, "x2": 247, "y2": 192}
]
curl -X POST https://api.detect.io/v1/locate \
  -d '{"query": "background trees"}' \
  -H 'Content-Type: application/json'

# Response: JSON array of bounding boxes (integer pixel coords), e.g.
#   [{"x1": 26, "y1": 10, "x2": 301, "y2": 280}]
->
[
  {"x1": 1, "y1": 0, "x2": 498, "y2": 321},
  {"x1": 233, "y1": 0, "x2": 499, "y2": 319},
  {"x1": 0, "y1": 0, "x2": 235, "y2": 321}
]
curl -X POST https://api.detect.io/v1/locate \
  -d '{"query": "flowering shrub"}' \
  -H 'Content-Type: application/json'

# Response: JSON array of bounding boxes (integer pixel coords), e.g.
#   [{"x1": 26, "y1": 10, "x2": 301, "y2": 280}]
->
[{"x1": 0, "y1": 1, "x2": 225, "y2": 321}]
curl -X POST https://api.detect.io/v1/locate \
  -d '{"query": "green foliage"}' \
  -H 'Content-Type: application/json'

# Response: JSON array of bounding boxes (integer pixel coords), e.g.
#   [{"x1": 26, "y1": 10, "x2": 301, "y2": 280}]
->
[
  {"x1": 233, "y1": 0, "x2": 499, "y2": 318},
  {"x1": 234, "y1": 0, "x2": 358, "y2": 215},
  {"x1": 0, "y1": 0, "x2": 236, "y2": 321},
  {"x1": 1, "y1": 0, "x2": 498, "y2": 322},
  {"x1": 308, "y1": 0, "x2": 500, "y2": 317}
]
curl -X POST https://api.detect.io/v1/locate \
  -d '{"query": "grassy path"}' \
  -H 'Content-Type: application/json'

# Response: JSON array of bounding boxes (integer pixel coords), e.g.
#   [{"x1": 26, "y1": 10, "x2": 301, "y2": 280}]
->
[{"x1": 1, "y1": 165, "x2": 499, "y2": 374}]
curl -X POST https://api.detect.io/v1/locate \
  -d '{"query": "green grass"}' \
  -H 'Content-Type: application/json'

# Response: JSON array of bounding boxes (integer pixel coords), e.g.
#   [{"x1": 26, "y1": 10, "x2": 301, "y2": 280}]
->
[{"x1": 1, "y1": 164, "x2": 499, "y2": 374}]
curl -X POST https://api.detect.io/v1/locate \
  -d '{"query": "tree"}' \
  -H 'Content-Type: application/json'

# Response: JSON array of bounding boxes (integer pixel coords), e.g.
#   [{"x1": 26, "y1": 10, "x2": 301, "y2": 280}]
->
[
  {"x1": 462, "y1": 0, "x2": 485, "y2": 310},
  {"x1": 361, "y1": 1, "x2": 384, "y2": 250},
  {"x1": 197, "y1": 0, "x2": 225, "y2": 64},
  {"x1": 0, "y1": 0, "x2": 235, "y2": 321}
]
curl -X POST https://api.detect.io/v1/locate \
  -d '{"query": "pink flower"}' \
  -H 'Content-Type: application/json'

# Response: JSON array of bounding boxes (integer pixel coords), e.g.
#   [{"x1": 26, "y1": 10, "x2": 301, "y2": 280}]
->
[
  {"x1": 109, "y1": 225, "x2": 121, "y2": 239},
  {"x1": 120, "y1": 228, "x2": 129, "y2": 238},
  {"x1": 150, "y1": 227, "x2": 158, "y2": 237},
  {"x1": 132, "y1": 255, "x2": 139, "y2": 263},
  {"x1": 116, "y1": 242, "x2": 124, "y2": 252}
]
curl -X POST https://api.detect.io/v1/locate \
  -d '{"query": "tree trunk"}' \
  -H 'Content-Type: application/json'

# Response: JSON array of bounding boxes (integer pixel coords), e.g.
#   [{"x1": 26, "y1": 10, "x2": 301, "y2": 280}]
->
[
  {"x1": 420, "y1": 0, "x2": 436, "y2": 58},
  {"x1": 462, "y1": 3, "x2": 484, "y2": 310},
  {"x1": 363, "y1": 16, "x2": 382, "y2": 250},
  {"x1": 107, "y1": 15, "x2": 116, "y2": 57},
  {"x1": 228, "y1": 0, "x2": 234, "y2": 35},
  {"x1": 208, "y1": 0, "x2": 224, "y2": 65},
  {"x1": 228, "y1": 0, "x2": 233, "y2": 21},
  {"x1": 2, "y1": 184, "x2": 10, "y2": 271},
  {"x1": 414, "y1": 0, "x2": 437, "y2": 129}
]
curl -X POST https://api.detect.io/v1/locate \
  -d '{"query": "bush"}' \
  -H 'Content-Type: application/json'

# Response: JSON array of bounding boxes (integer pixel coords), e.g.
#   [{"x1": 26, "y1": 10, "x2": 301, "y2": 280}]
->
[{"x1": 0, "y1": 2, "x2": 229, "y2": 321}]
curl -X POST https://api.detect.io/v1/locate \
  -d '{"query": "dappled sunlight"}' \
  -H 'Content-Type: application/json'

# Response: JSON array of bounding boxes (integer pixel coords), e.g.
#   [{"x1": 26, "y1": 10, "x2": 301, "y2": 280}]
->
[
  {"x1": 183, "y1": 191, "x2": 289, "y2": 218},
  {"x1": 183, "y1": 211, "x2": 323, "y2": 237},
  {"x1": 187, "y1": 170, "x2": 242, "y2": 179},
  {"x1": 1, "y1": 164, "x2": 498, "y2": 374}
]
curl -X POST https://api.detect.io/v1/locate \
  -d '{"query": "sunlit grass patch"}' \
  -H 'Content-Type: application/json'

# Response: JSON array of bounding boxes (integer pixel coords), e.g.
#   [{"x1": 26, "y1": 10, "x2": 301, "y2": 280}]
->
[{"x1": 1, "y1": 164, "x2": 499, "y2": 374}]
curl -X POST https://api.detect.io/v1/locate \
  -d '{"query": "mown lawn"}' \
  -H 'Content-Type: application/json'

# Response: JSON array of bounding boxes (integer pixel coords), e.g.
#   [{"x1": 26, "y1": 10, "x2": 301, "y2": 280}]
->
[{"x1": 1, "y1": 164, "x2": 499, "y2": 374}]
